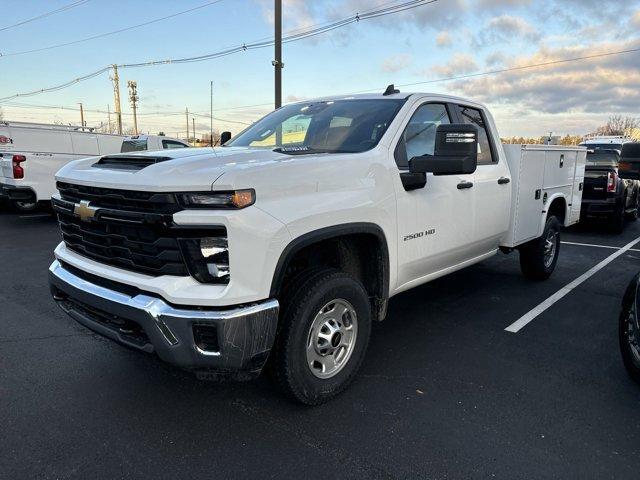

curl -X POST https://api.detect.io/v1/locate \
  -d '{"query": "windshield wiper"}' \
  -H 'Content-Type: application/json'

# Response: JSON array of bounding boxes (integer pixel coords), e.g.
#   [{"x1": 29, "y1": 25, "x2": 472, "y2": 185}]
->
[{"x1": 273, "y1": 147, "x2": 351, "y2": 155}]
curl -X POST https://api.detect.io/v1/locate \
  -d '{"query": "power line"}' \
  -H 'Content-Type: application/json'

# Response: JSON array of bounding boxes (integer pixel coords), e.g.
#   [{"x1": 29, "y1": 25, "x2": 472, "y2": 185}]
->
[
  {"x1": 119, "y1": 0, "x2": 437, "y2": 68},
  {"x1": 0, "y1": 0, "x2": 226, "y2": 57},
  {"x1": 0, "y1": 0, "x2": 437, "y2": 103},
  {"x1": 0, "y1": 0, "x2": 91, "y2": 33}
]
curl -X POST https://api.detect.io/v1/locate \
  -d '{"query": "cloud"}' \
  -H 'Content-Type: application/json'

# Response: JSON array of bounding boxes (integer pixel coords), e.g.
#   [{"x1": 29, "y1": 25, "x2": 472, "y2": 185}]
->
[
  {"x1": 473, "y1": 15, "x2": 540, "y2": 48},
  {"x1": 285, "y1": 94, "x2": 308, "y2": 103},
  {"x1": 258, "y1": 0, "x2": 315, "y2": 31},
  {"x1": 476, "y1": 0, "x2": 532, "y2": 8},
  {"x1": 446, "y1": 39, "x2": 640, "y2": 115},
  {"x1": 433, "y1": 53, "x2": 479, "y2": 77},
  {"x1": 485, "y1": 51, "x2": 506, "y2": 67},
  {"x1": 633, "y1": 10, "x2": 640, "y2": 27},
  {"x1": 381, "y1": 53, "x2": 412, "y2": 73},
  {"x1": 436, "y1": 31, "x2": 452, "y2": 47},
  {"x1": 335, "y1": 0, "x2": 467, "y2": 31}
]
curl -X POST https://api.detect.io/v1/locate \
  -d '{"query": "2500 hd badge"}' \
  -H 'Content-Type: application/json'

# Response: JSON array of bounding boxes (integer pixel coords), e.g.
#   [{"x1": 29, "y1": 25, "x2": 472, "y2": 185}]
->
[{"x1": 403, "y1": 229, "x2": 436, "y2": 242}]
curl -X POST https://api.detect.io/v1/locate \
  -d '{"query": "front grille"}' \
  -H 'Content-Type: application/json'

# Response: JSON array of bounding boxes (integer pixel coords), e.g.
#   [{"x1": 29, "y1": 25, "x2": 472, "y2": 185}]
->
[
  {"x1": 55, "y1": 183, "x2": 189, "y2": 277},
  {"x1": 57, "y1": 182, "x2": 182, "y2": 214}
]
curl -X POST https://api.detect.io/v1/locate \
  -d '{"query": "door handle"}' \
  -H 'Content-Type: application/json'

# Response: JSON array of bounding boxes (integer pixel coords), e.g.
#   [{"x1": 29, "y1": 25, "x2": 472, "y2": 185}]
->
[
  {"x1": 498, "y1": 177, "x2": 510, "y2": 185},
  {"x1": 457, "y1": 181, "x2": 474, "y2": 190}
]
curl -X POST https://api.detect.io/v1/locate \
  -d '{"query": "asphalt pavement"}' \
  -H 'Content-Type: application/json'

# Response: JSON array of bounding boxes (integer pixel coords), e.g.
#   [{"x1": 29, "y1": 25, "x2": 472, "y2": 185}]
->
[{"x1": 2, "y1": 208, "x2": 640, "y2": 479}]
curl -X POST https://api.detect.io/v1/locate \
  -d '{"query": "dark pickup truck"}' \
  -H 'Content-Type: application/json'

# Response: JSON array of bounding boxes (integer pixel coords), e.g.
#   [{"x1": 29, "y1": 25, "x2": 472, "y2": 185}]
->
[{"x1": 581, "y1": 149, "x2": 640, "y2": 232}]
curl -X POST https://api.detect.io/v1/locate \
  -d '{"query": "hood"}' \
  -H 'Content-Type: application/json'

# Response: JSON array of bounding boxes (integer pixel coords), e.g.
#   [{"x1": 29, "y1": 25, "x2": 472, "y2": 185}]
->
[{"x1": 55, "y1": 147, "x2": 291, "y2": 191}]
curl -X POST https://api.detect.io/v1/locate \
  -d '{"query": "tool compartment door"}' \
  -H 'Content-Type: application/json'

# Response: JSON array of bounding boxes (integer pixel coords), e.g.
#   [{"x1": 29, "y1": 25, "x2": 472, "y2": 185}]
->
[{"x1": 513, "y1": 148, "x2": 546, "y2": 244}]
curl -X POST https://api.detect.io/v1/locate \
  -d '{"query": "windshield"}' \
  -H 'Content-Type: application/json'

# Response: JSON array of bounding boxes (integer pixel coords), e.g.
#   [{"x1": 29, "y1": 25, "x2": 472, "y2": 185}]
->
[
  {"x1": 586, "y1": 151, "x2": 619, "y2": 167},
  {"x1": 227, "y1": 99, "x2": 405, "y2": 153}
]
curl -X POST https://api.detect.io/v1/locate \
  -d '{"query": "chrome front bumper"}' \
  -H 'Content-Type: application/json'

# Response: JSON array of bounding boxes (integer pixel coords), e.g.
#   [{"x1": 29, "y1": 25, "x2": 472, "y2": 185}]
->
[{"x1": 49, "y1": 260, "x2": 279, "y2": 379}]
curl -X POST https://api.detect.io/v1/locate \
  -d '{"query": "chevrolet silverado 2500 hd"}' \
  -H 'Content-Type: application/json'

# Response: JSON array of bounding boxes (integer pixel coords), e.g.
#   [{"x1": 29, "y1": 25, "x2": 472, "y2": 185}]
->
[{"x1": 48, "y1": 90, "x2": 586, "y2": 404}]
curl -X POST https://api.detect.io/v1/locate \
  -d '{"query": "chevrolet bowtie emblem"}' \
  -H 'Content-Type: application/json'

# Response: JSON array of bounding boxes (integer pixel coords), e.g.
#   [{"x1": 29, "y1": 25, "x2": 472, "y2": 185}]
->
[{"x1": 73, "y1": 200, "x2": 99, "y2": 222}]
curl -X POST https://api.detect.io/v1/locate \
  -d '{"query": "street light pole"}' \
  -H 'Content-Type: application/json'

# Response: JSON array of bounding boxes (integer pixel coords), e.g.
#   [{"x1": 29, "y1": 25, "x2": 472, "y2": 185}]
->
[
  {"x1": 210, "y1": 81, "x2": 214, "y2": 147},
  {"x1": 274, "y1": 0, "x2": 282, "y2": 110}
]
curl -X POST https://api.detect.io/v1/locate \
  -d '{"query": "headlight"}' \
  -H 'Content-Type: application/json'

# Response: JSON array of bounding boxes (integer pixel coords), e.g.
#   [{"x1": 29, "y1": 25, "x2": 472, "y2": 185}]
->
[
  {"x1": 179, "y1": 236, "x2": 230, "y2": 284},
  {"x1": 179, "y1": 189, "x2": 255, "y2": 209}
]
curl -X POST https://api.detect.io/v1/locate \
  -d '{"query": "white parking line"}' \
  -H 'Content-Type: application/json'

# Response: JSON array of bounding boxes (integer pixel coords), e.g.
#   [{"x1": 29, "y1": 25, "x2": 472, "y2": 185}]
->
[
  {"x1": 506, "y1": 235, "x2": 640, "y2": 333},
  {"x1": 561, "y1": 240, "x2": 640, "y2": 253},
  {"x1": 19, "y1": 214, "x2": 50, "y2": 219}
]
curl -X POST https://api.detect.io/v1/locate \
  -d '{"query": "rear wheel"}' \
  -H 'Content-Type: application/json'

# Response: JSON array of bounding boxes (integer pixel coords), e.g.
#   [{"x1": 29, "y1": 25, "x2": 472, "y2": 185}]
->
[
  {"x1": 610, "y1": 205, "x2": 625, "y2": 233},
  {"x1": 11, "y1": 200, "x2": 38, "y2": 212},
  {"x1": 519, "y1": 216, "x2": 560, "y2": 280},
  {"x1": 625, "y1": 191, "x2": 639, "y2": 221},
  {"x1": 271, "y1": 268, "x2": 372, "y2": 405}
]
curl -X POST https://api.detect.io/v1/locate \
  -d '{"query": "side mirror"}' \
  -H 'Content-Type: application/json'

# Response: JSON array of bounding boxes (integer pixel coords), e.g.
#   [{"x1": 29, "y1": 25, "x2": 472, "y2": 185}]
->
[
  {"x1": 220, "y1": 131, "x2": 232, "y2": 145},
  {"x1": 409, "y1": 124, "x2": 478, "y2": 175},
  {"x1": 619, "y1": 143, "x2": 640, "y2": 180}
]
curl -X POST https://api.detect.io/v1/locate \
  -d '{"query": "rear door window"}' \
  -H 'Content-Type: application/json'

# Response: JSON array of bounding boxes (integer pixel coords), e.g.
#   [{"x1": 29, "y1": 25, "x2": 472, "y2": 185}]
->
[{"x1": 121, "y1": 139, "x2": 148, "y2": 152}]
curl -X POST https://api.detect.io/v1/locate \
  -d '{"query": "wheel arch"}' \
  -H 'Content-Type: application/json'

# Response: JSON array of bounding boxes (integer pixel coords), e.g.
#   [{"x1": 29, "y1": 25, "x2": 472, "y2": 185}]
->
[
  {"x1": 542, "y1": 194, "x2": 568, "y2": 230},
  {"x1": 269, "y1": 222, "x2": 390, "y2": 321}
]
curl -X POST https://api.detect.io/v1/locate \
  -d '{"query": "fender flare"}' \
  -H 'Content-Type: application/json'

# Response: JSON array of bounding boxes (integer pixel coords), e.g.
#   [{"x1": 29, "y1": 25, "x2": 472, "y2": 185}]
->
[
  {"x1": 269, "y1": 222, "x2": 390, "y2": 314},
  {"x1": 541, "y1": 193, "x2": 569, "y2": 232}
]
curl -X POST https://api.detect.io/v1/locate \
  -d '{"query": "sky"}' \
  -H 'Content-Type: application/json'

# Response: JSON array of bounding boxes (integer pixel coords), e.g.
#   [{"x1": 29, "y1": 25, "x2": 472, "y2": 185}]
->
[{"x1": 0, "y1": 0, "x2": 639, "y2": 138}]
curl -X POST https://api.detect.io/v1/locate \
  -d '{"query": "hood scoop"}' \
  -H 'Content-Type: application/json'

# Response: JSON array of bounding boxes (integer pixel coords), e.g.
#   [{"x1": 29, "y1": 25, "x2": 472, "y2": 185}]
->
[{"x1": 92, "y1": 155, "x2": 173, "y2": 171}]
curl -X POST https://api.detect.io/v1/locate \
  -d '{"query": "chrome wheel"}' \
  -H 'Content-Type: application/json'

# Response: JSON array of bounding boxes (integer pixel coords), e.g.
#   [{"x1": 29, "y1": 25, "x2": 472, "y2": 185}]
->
[
  {"x1": 14, "y1": 200, "x2": 37, "y2": 212},
  {"x1": 543, "y1": 229, "x2": 558, "y2": 268},
  {"x1": 306, "y1": 299, "x2": 358, "y2": 379},
  {"x1": 624, "y1": 304, "x2": 640, "y2": 366}
]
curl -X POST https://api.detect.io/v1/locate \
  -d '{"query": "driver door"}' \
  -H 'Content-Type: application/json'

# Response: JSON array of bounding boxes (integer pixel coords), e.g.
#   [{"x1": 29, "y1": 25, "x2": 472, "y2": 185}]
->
[{"x1": 393, "y1": 102, "x2": 476, "y2": 291}]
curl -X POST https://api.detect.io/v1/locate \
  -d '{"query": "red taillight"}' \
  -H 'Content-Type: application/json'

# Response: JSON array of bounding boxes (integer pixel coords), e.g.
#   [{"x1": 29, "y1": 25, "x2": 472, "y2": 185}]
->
[
  {"x1": 607, "y1": 171, "x2": 617, "y2": 193},
  {"x1": 12, "y1": 155, "x2": 26, "y2": 179}
]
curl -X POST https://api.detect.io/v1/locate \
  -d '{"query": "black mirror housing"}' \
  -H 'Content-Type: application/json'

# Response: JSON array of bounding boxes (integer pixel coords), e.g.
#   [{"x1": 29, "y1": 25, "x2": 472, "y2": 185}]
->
[
  {"x1": 619, "y1": 143, "x2": 640, "y2": 180},
  {"x1": 220, "y1": 131, "x2": 232, "y2": 145},
  {"x1": 409, "y1": 124, "x2": 478, "y2": 175}
]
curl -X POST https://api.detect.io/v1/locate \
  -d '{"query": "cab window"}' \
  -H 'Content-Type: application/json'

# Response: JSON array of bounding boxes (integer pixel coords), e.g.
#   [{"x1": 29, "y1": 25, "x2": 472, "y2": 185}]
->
[
  {"x1": 162, "y1": 140, "x2": 188, "y2": 149},
  {"x1": 395, "y1": 103, "x2": 451, "y2": 169},
  {"x1": 458, "y1": 106, "x2": 495, "y2": 165}
]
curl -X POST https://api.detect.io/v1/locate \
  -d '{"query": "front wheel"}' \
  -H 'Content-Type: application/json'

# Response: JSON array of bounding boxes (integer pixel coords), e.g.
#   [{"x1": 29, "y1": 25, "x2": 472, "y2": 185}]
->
[
  {"x1": 271, "y1": 269, "x2": 372, "y2": 405},
  {"x1": 619, "y1": 278, "x2": 640, "y2": 384},
  {"x1": 519, "y1": 216, "x2": 561, "y2": 280}
]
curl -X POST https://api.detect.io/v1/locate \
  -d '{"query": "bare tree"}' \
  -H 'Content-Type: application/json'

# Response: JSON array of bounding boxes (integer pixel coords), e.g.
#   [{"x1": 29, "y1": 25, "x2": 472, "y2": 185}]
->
[
  {"x1": 0, "y1": 107, "x2": 4, "y2": 121},
  {"x1": 596, "y1": 115, "x2": 640, "y2": 136}
]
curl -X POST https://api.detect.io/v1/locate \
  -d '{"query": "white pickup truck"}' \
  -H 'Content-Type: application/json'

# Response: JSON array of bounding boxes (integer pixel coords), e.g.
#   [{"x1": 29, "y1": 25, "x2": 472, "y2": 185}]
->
[
  {"x1": 0, "y1": 122, "x2": 189, "y2": 211},
  {"x1": 48, "y1": 90, "x2": 586, "y2": 404}
]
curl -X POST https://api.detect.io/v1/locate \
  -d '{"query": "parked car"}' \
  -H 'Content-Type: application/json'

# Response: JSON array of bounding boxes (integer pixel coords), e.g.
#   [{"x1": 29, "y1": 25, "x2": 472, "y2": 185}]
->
[
  {"x1": 619, "y1": 273, "x2": 640, "y2": 384},
  {"x1": 580, "y1": 135, "x2": 633, "y2": 155},
  {"x1": 48, "y1": 90, "x2": 586, "y2": 404},
  {"x1": 0, "y1": 121, "x2": 189, "y2": 212},
  {"x1": 580, "y1": 149, "x2": 640, "y2": 232}
]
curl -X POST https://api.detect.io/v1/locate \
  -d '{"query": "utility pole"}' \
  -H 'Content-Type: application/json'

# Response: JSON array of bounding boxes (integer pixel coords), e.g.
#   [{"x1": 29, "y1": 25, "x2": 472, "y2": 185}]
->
[
  {"x1": 210, "y1": 81, "x2": 213, "y2": 147},
  {"x1": 273, "y1": 0, "x2": 283, "y2": 110},
  {"x1": 185, "y1": 107, "x2": 190, "y2": 143},
  {"x1": 128, "y1": 80, "x2": 139, "y2": 135},
  {"x1": 192, "y1": 117, "x2": 196, "y2": 144},
  {"x1": 107, "y1": 105, "x2": 111, "y2": 133},
  {"x1": 110, "y1": 65, "x2": 123, "y2": 135},
  {"x1": 78, "y1": 103, "x2": 85, "y2": 128}
]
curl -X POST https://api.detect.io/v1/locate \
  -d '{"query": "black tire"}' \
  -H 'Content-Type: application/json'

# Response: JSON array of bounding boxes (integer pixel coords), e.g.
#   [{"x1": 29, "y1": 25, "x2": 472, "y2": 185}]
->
[
  {"x1": 519, "y1": 216, "x2": 561, "y2": 281},
  {"x1": 626, "y1": 191, "x2": 639, "y2": 221},
  {"x1": 619, "y1": 282, "x2": 640, "y2": 384},
  {"x1": 609, "y1": 205, "x2": 625, "y2": 233},
  {"x1": 11, "y1": 200, "x2": 38, "y2": 213},
  {"x1": 271, "y1": 268, "x2": 372, "y2": 405}
]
